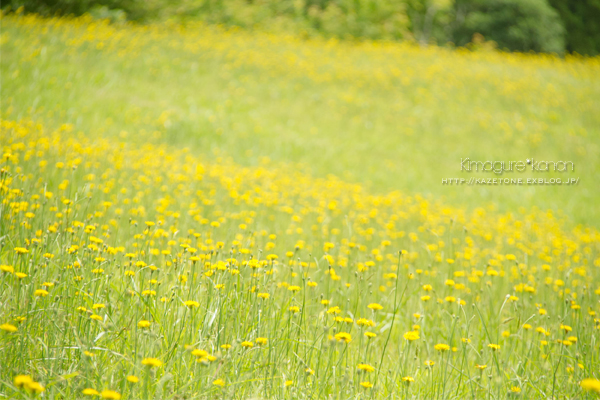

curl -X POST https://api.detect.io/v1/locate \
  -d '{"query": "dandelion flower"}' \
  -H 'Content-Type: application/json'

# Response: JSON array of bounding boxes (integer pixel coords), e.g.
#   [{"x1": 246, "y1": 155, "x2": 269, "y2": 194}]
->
[
  {"x1": 404, "y1": 331, "x2": 420, "y2": 341},
  {"x1": 100, "y1": 389, "x2": 121, "y2": 399},
  {"x1": 1, "y1": 265, "x2": 14, "y2": 274},
  {"x1": 14, "y1": 375, "x2": 33, "y2": 388},
  {"x1": 184, "y1": 300, "x2": 199, "y2": 308},
  {"x1": 137, "y1": 320, "x2": 151, "y2": 328},
  {"x1": 357, "y1": 364, "x2": 375, "y2": 372},
  {"x1": 367, "y1": 303, "x2": 383, "y2": 311},
  {"x1": 213, "y1": 379, "x2": 225, "y2": 387},
  {"x1": 141, "y1": 358, "x2": 163, "y2": 368},
  {"x1": 581, "y1": 378, "x2": 600, "y2": 393},
  {"x1": 126, "y1": 376, "x2": 139, "y2": 383},
  {"x1": 83, "y1": 388, "x2": 100, "y2": 395},
  {"x1": 334, "y1": 332, "x2": 352, "y2": 343},
  {"x1": 360, "y1": 381, "x2": 373, "y2": 388},
  {"x1": 27, "y1": 381, "x2": 45, "y2": 393},
  {"x1": 1, "y1": 323, "x2": 18, "y2": 332},
  {"x1": 192, "y1": 349, "x2": 208, "y2": 357},
  {"x1": 256, "y1": 337, "x2": 268, "y2": 345},
  {"x1": 434, "y1": 343, "x2": 450, "y2": 351}
]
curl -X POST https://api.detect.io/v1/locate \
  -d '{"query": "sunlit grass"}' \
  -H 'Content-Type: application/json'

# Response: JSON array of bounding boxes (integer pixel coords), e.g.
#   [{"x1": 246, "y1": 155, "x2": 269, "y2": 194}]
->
[{"x1": 2, "y1": 13, "x2": 599, "y2": 225}]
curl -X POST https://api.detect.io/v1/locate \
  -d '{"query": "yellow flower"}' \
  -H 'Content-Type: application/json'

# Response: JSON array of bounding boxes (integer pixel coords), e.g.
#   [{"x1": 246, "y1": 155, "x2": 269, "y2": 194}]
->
[
  {"x1": 425, "y1": 360, "x2": 435, "y2": 367},
  {"x1": 402, "y1": 376, "x2": 414, "y2": 383},
  {"x1": 192, "y1": 349, "x2": 208, "y2": 357},
  {"x1": 356, "y1": 318, "x2": 375, "y2": 327},
  {"x1": 475, "y1": 364, "x2": 487, "y2": 370},
  {"x1": 27, "y1": 381, "x2": 45, "y2": 393},
  {"x1": 141, "y1": 358, "x2": 163, "y2": 368},
  {"x1": 257, "y1": 293, "x2": 270, "y2": 299},
  {"x1": 100, "y1": 389, "x2": 121, "y2": 399},
  {"x1": 83, "y1": 388, "x2": 99, "y2": 395},
  {"x1": 221, "y1": 344, "x2": 232, "y2": 350},
  {"x1": 404, "y1": 331, "x2": 420, "y2": 341},
  {"x1": 0, "y1": 265, "x2": 14, "y2": 273},
  {"x1": 367, "y1": 303, "x2": 383, "y2": 311},
  {"x1": 581, "y1": 378, "x2": 600, "y2": 393},
  {"x1": 137, "y1": 320, "x2": 151, "y2": 328},
  {"x1": 16, "y1": 272, "x2": 28, "y2": 279},
  {"x1": 434, "y1": 343, "x2": 450, "y2": 351},
  {"x1": 510, "y1": 386, "x2": 521, "y2": 393},
  {"x1": 289, "y1": 306, "x2": 300, "y2": 313},
  {"x1": 256, "y1": 337, "x2": 268, "y2": 345},
  {"x1": 360, "y1": 381, "x2": 373, "y2": 388},
  {"x1": 34, "y1": 289, "x2": 49, "y2": 297},
  {"x1": 241, "y1": 341, "x2": 254, "y2": 348},
  {"x1": 284, "y1": 380, "x2": 293, "y2": 387},
  {"x1": 288, "y1": 285, "x2": 301, "y2": 292},
  {"x1": 126, "y1": 375, "x2": 139, "y2": 383},
  {"x1": 334, "y1": 332, "x2": 352, "y2": 343},
  {"x1": 184, "y1": 300, "x2": 199, "y2": 308},
  {"x1": 326, "y1": 306, "x2": 341, "y2": 314},
  {"x1": 488, "y1": 344, "x2": 501, "y2": 351},
  {"x1": 357, "y1": 363, "x2": 375, "y2": 372},
  {"x1": 90, "y1": 314, "x2": 103, "y2": 321},
  {"x1": 560, "y1": 324, "x2": 572, "y2": 333},
  {"x1": 365, "y1": 332, "x2": 377, "y2": 338},
  {"x1": 213, "y1": 379, "x2": 226, "y2": 387},
  {"x1": 14, "y1": 375, "x2": 33, "y2": 388},
  {"x1": 1, "y1": 323, "x2": 18, "y2": 332}
]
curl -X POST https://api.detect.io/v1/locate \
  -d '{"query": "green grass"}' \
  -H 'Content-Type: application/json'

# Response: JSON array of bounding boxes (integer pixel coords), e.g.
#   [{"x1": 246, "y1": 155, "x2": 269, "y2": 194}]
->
[
  {"x1": 2, "y1": 13, "x2": 599, "y2": 226},
  {"x1": 1, "y1": 13, "x2": 600, "y2": 400}
]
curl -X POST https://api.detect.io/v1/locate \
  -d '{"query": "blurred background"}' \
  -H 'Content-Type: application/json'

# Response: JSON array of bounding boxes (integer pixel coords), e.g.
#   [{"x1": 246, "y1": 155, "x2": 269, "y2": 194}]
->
[
  {"x1": 5, "y1": 0, "x2": 600, "y2": 55},
  {"x1": 2, "y1": 1, "x2": 599, "y2": 228}
]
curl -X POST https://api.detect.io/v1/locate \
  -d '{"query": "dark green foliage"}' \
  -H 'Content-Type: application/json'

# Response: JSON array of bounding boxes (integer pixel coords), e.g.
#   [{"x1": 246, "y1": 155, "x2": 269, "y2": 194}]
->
[
  {"x1": 548, "y1": 0, "x2": 600, "y2": 55},
  {"x1": 453, "y1": 0, "x2": 565, "y2": 53}
]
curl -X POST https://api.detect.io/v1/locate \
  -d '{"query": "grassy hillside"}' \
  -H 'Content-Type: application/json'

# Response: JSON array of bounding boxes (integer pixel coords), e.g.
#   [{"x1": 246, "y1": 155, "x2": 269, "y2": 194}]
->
[
  {"x1": 1, "y1": 13, "x2": 600, "y2": 399},
  {"x1": 2, "y1": 13, "x2": 600, "y2": 226}
]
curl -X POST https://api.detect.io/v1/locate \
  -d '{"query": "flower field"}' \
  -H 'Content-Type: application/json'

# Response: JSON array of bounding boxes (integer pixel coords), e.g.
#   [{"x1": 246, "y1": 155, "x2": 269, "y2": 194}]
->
[{"x1": 1, "y1": 12, "x2": 600, "y2": 400}]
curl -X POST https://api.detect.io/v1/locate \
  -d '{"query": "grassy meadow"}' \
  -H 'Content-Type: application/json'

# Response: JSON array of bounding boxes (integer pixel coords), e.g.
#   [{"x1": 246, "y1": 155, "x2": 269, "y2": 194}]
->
[{"x1": 1, "y1": 11, "x2": 600, "y2": 399}]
